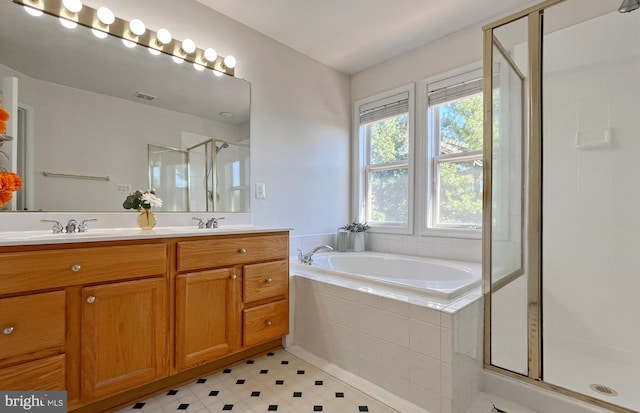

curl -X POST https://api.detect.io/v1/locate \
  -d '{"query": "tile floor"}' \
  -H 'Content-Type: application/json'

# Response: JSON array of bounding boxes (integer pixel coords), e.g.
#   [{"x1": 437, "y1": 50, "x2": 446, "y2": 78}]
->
[{"x1": 115, "y1": 349, "x2": 400, "y2": 413}]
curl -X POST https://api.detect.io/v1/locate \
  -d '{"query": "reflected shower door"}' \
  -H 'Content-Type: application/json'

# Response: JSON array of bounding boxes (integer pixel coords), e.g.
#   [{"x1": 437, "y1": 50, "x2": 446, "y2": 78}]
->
[{"x1": 148, "y1": 144, "x2": 188, "y2": 211}]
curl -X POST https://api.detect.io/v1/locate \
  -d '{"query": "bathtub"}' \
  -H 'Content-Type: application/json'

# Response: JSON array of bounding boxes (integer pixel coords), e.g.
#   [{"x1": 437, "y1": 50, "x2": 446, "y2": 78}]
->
[
  {"x1": 288, "y1": 251, "x2": 484, "y2": 412},
  {"x1": 291, "y1": 251, "x2": 481, "y2": 302}
]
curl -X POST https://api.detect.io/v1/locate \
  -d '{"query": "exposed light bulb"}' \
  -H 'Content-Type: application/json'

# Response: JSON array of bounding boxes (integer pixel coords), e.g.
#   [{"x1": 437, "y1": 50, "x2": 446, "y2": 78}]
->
[
  {"x1": 156, "y1": 28, "x2": 172, "y2": 45},
  {"x1": 148, "y1": 48, "x2": 161, "y2": 56},
  {"x1": 213, "y1": 70, "x2": 223, "y2": 77},
  {"x1": 172, "y1": 56, "x2": 184, "y2": 64},
  {"x1": 91, "y1": 28, "x2": 108, "y2": 39},
  {"x1": 203, "y1": 48, "x2": 217, "y2": 62},
  {"x1": 129, "y1": 18, "x2": 146, "y2": 36},
  {"x1": 24, "y1": 5, "x2": 43, "y2": 16},
  {"x1": 223, "y1": 55, "x2": 236, "y2": 69},
  {"x1": 59, "y1": 17, "x2": 78, "y2": 29},
  {"x1": 62, "y1": 0, "x2": 82, "y2": 13},
  {"x1": 96, "y1": 7, "x2": 115, "y2": 25},
  {"x1": 122, "y1": 38, "x2": 136, "y2": 48},
  {"x1": 181, "y1": 39, "x2": 196, "y2": 54},
  {"x1": 193, "y1": 63, "x2": 205, "y2": 71}
]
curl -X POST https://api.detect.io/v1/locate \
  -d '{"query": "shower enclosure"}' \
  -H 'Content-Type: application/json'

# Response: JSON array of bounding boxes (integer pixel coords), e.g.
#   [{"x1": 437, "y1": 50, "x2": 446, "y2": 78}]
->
[
  {"x1": 148, "y1": 139, "x2": 249, "y2": 212},
  {"x1": 483, "y1": 1, "x2": 640, "y2": 412}
]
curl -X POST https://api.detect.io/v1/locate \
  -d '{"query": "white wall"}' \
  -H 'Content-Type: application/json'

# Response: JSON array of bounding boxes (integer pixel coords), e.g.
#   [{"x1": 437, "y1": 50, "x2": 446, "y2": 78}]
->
[{"x1": 3, "y1": 0, "x2": 352, "y2": 235}]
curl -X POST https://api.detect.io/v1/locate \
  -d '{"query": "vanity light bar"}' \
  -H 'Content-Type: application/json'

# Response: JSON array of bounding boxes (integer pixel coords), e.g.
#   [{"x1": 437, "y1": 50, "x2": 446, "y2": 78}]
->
[{"x1": 15, "y1": 0, "x2": 236, "y2": 77}]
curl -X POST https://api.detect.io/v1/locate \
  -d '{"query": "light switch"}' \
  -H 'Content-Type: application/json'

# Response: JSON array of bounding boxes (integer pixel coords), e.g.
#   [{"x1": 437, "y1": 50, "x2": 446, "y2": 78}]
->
[{"x1": 255, "y1": 183, "x2": 266, "y2": 199}]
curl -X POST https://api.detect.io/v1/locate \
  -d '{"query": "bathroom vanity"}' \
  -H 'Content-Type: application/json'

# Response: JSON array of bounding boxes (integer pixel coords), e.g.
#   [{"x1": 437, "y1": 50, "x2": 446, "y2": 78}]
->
[{"x1": 0, "y1": 227, "x2": 290, "y2": 412}]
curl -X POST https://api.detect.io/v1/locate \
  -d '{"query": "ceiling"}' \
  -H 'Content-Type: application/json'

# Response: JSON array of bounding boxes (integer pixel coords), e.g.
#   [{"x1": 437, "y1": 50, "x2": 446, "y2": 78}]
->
[{"x1": 195, "y1": 0, "x2": 539, "y2": 75}]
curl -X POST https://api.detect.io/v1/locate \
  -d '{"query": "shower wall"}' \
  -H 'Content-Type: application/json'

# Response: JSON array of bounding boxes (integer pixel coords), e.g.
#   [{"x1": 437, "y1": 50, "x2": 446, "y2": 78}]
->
[{"x1": 542, "y1": 6, "x2": 640, "y2": 410}]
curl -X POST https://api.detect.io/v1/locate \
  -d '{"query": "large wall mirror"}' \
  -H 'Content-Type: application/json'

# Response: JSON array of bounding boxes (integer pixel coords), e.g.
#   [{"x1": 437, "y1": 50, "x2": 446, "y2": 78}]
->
[{"x1": 0, "y1": 1, "x2": 251, "y2": 212}]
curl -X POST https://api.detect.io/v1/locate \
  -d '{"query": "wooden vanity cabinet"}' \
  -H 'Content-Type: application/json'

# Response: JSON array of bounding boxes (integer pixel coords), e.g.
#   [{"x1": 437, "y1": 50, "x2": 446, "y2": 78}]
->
[
  {"x1": 0, "y1": 230, "x2": 290, "y2": 412},
  {"x1": 0, "y1": 241, "x2": 168, "y2": 409},
  {"x1": 174, "y1": 232, "x2": 289, "y2": 370},
  {"x1": 80, "y1": 277, "x2": 168, "y2": 401},
  {"x1": 0, "y1": 291, "x2": 66, "y2": 390},
  {"x1": 175, "y1": 268, "x2": 242, "y2": 370}
]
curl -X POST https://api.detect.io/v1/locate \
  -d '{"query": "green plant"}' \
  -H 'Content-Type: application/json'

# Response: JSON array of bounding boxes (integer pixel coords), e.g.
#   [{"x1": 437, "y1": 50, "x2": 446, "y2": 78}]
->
[
  {"x1": 339, "y1": 221, "x2": 371, "y2": 233},
  {"x1": 123, "y1": 189, "x2": 163, "y2": 210}
]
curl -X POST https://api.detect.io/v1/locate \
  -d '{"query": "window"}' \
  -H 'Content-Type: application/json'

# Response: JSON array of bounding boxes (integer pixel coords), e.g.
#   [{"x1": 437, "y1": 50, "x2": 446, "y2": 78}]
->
[
  {"x1": 355, "y1": 87, "x2": 413, "y2": 232},
  {"x1": 426, "y1": 70, "x2": 483, "y2": 232}
]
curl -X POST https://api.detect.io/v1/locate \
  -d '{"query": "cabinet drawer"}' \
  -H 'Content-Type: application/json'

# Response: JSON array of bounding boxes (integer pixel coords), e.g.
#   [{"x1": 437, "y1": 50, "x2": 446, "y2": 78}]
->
[
  {"x1": 244, "y1": 260, "x2": 288, "y2": 304},
  {"x1": 0, "y1": 291, "x2": 65, "y2": 360},
  {"x1": 244, "y1": 300, "x2": 289, "y2": 347},
  {"x1": 177, "y1": 233, "x2": 288, "y2": 272},
  {"x1": 0, "y1": 354, "x2": 66, "y2": 390},
  {"x1": 0, "y1": 244, "x2": 166, "y2": 295}
]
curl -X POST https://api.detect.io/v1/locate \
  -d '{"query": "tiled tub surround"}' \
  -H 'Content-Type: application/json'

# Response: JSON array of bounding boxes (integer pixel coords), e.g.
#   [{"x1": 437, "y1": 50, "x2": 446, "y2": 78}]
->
[
  {"x1": 290, "y1": 233, "x2": 481, "y2": 264},
  {"x1": 288, "y1": 268, "x2": 483, "y2": 413}
]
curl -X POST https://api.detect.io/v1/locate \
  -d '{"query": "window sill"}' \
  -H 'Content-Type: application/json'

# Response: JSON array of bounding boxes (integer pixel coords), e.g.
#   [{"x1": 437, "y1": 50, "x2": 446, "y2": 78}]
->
[{"x1": 421, "y1": 227, "x2": 481, "y2": 240}]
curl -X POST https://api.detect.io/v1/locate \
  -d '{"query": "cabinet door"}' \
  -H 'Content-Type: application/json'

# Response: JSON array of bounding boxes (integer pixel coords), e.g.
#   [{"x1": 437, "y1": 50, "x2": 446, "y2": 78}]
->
[
  {"x1": 175, "y1": 268, "x2": 241, "y2": 370},
  {"x1": 81, "y1": 278, "x2": 168, "y2": 401}
]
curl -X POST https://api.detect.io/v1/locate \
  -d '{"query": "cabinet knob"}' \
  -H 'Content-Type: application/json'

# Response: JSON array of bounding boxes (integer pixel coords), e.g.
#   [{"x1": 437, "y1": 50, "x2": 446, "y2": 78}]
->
[
  {"x1": 71, "y1": 264, "x2": 81, "y2": 272},
  {"x1": 265, "y1": 320, "x2": 273, "y2": 326},
  {"x1": 239, "y1": 248, "x2": 247, "y2": 254},
  {"x1": 230, "y1": 274, "x2": 237, "y2": 280},
  {"x1": 86, "y1": 296, "x2": 96, "y2": 304},
  {"x1": 265, "y1": 278, "x2": 273, "y2": 284},
  {"x1": 3, "y1": 326, "x2": 14, "y2": 335}
]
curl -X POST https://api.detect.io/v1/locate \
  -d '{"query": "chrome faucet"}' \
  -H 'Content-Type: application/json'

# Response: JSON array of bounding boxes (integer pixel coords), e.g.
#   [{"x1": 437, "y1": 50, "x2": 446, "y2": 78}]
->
[
  {"x1": 41, "y1": 219, "x2": 64, "y2": 234},
  {"x1": 78, "y1": 218, "x2": 98, "y2": 233},
  {"x1": 297, "y1": 245, "x2": 334, "y2": 265},
  {"x1": 193, "y1": 216, "x2": 225, "y2": 229},
  {"x1": 65, "y1": 219, "x2": 78, "y2": 234},
  {"x1": 206, "y1": 216, "x2": 224, "y2": 228}
]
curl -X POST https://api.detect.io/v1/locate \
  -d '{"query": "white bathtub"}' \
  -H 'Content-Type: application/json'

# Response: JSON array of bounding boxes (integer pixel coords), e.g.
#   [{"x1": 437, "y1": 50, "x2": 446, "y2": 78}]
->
[
  {"x1": 291, "y1": 251, "x2": 481, "y2": 302},
  {"x1": 288, "y1": 251, "x2": 484, "y2": 412}
]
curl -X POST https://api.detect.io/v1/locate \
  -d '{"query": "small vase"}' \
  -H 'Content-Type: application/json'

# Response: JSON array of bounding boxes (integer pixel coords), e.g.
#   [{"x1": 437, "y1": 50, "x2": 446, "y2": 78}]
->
[
  {"x1": 352, "y1": 232, "x2": 365, "y2": 252},
  {"x1": 137, "y1": 209, "x2": 157, "y2": 230}
]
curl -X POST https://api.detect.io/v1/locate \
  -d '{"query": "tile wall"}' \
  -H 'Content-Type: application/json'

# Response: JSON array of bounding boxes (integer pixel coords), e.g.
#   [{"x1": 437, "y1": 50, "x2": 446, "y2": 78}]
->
[{"x1": 290, "y1": 233, "x2": 481, "y2": 264}]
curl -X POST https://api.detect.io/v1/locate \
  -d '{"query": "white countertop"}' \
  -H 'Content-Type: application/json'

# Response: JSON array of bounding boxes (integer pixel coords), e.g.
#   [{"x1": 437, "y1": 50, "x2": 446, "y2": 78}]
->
[{"x1": 0, "y1": 225, "x2": 292, "y2": 246}]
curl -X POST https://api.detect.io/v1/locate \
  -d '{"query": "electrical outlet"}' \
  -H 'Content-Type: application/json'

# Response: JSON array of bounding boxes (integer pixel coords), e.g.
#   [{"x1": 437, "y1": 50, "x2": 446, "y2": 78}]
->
[
  {"x1": 255, "y1": 183, "x2": 266, "y2": 199},
  {"x1": 117, "y1": 184, "x2": 132, "y2": 193}
]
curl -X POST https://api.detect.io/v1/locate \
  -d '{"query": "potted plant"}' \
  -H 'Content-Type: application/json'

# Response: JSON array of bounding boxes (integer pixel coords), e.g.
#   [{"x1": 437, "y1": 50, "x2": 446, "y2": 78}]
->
[{"x1": 339, "y1": 221, "x2": 370, "y2": 252}]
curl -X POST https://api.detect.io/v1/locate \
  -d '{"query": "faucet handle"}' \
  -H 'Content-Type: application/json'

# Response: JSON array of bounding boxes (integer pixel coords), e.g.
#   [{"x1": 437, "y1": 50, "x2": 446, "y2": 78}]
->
[
  {"x1": 192, "y1": 217, "x2": 206, "y2": 229},
  {"x1": 41, "y1": 219, "x2": 63, "y2": 234},
  {"x1": 78, "y1": 218, "x2": 98, "y2": 233}
]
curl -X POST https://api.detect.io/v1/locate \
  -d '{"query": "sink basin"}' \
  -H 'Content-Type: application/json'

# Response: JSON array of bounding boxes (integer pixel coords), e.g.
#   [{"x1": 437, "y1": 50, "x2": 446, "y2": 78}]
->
[{"x1": 0, "y1": 224, "x2": 274, "y2": 245}]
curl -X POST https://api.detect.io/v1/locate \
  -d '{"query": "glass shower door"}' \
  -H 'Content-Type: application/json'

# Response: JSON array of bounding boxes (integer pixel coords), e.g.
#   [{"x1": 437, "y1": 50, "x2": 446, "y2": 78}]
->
[{"x1": 484, "y1": 15, "x2": 528, "y2": 376}]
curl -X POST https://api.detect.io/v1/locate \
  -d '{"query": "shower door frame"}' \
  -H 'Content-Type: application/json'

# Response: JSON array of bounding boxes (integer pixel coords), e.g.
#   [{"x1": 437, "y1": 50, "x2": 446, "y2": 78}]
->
[{"x1": 481, "y1": 1, "x2": 635, "y2": 412}]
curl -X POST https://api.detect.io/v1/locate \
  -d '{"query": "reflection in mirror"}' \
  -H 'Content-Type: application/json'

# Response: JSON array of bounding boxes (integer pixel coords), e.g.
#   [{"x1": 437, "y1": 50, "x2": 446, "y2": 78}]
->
[
  {"x1": 149, "y1": 138, "x2": 249, "y2": 212},
  {"x1": 488, "y1": 16, "x2": 528, "y2": 376},
  {"x1": 0, "y1": 1, "x2": 250, "y2": 212}
]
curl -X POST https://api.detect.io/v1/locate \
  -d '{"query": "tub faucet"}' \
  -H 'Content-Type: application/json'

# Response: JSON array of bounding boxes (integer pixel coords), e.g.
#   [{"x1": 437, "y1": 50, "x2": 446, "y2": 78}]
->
[
  {"x1": 297, "y1": 245, "x2": 333, "y2": 265},
  {"x1": 65, "y1": 219, "x2": 78, "y2": 234}
]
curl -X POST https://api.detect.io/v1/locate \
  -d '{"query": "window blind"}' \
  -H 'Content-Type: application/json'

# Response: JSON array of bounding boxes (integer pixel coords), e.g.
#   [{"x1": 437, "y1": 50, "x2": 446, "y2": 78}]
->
[
  {"x1": 359, "y1": 92, "x2": 409, "y2": 125},
  {"x1": 427, "y1": 69, "x2": 482, "y2": 106}
]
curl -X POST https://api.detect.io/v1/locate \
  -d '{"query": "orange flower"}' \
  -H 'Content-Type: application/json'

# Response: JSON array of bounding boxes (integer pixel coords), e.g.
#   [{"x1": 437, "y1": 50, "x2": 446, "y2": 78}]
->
[
  {"x1": 0, "y1": 172, "x2": 23, "y2": 192},
  {"x1": 0, "y1": 120, "x2": 5, "y2": 135},
  {"x1": 0, "y1": 101, "x2": 9, "y2": 122},
  {"x1": 0, "y1": 190, "x2": 12, "y2": 206}
]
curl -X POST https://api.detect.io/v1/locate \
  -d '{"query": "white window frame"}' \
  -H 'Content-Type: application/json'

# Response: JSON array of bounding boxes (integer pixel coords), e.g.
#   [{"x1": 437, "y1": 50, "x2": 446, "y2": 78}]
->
[
  {"x1": 352, "y1": 84, "x2": 414, "y2": 235},
  {"x1": 419, "y1": 64, "x2": 483, "y2": 239}
]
